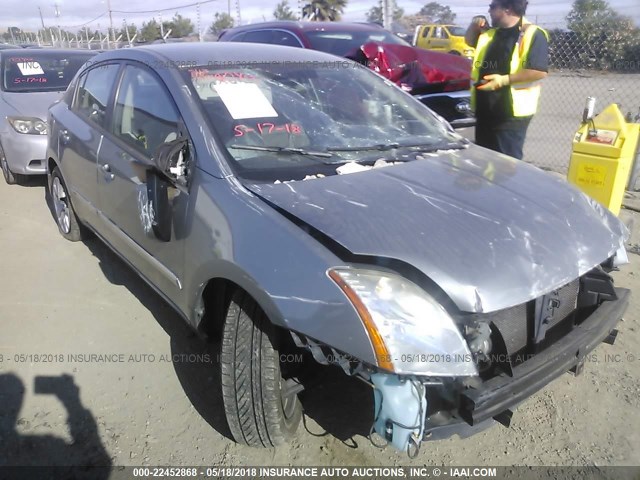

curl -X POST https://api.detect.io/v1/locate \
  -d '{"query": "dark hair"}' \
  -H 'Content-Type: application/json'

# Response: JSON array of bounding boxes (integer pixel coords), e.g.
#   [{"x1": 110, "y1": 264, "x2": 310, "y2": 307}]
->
[{"x1": 495, "y1": 0, "x2": 528, "y2": 16}]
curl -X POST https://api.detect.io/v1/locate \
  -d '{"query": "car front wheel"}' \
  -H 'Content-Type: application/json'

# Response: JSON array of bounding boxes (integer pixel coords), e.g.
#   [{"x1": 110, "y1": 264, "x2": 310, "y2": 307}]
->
[
  {"x1": 0, "y1": 144, "x2": 25, "y2": 185},
  {"x1": 221, "y1": 291, "x2": 303, "y2": 447}
]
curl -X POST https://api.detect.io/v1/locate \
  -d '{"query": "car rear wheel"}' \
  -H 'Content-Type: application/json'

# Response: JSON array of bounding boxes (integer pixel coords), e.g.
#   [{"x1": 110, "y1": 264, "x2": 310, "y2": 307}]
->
[
  {"x1": 220, "y1": 291, "x2": 303, "y2": 447},
  {"x1": 0, "y1": 144, "x2": 25, "y2": 185},
  {"x1": 49, "y1": 167, "x2": 86, "y2": 242}
]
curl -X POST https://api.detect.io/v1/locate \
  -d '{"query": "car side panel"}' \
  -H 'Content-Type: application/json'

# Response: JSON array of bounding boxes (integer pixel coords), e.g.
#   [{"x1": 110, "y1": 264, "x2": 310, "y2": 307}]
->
[
  {"x1": 49, "y1": 101, "x2": 102, "y2": 228},
  {"x1": 96, "y1": 138, "x2": 187, "y2": 302}
]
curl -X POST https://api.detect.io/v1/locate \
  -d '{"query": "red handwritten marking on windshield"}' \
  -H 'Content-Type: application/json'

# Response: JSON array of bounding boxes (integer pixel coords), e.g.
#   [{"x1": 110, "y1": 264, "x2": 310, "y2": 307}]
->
[
  {"x1": 189, "y1": 69, "x2": 256, "y2": 81},
  {"x1": 10, "y1": 58, "x2": 36, "y2": 63},
  {"x1": 234, "y1": 123, "x2": 302, "y2": 137},
  {"x1": 189, "y1": 69, "x2": 209, "y2": 78},
  {"x1": 212, "y1": 72, "x2": 256, "y2": 81},
  {"x1": 14, "y1": 77, "x2": 47, "y2": 84}
]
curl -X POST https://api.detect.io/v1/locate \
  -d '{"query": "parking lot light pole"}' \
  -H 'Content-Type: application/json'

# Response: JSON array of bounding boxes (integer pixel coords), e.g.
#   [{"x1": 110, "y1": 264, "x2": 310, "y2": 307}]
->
[
  {"x1": 382, "y1": 0, "x2": 391, "y2": 30},
  {"x1": 107, "y1": 0, "x2": 116, "y2": 46},
  {"x1": 54, "y1": 2, "x2": 62, "y2": 47}
]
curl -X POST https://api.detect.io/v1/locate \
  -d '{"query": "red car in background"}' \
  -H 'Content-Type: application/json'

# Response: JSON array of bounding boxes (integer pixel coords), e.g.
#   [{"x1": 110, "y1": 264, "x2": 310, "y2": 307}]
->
[{"x1": 218, "y1": 21, "x2": 475, "y2": 128}]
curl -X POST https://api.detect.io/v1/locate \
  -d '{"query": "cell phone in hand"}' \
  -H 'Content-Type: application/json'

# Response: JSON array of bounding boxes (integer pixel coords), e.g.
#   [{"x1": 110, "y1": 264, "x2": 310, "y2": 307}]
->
[
  {"x1": 34, "y1": 374, "x2": 74, "y2": 395},
  {"x1": 472, "y1": 15, "x2": 488, "y2": 29}
]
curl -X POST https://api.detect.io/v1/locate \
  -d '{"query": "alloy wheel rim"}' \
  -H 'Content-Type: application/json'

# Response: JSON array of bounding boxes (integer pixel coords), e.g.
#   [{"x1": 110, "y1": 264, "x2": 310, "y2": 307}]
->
[
  {"x1": 280, "y1": 377, "x2": 301, "y2": 420},
  {"x1": 52, "y1": 177, "x2": 71, "y2": 234},
  {"x1": 0, "y1": 154, "x2": 9, "y2": 180}
]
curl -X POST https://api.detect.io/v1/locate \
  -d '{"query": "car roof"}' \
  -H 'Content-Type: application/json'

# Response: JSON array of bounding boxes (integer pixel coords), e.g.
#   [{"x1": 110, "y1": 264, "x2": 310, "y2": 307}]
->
[
  {"x1": 0, "y1": 48, "x2": 96, "y2": 57},
  {"x1": 224, "y1": 20, "x2": 387, "y2": 34},
  {"x1": 86, "y1": 42, "x2": 352, "y2": 66}
]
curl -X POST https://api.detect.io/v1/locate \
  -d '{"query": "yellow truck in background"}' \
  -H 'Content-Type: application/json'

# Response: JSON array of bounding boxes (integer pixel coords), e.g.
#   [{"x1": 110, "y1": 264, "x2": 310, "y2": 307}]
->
[{"x1": 412, "y1": 25, "x2": 475, "y2": 59}]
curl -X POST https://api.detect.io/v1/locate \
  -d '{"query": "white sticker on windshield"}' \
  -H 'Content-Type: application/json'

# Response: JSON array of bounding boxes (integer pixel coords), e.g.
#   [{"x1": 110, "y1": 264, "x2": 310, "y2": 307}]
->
[
  {"x1": 213, "y1": 83, "x2": 278, "y2": 120},
  {"x1": 16, "y1": 62, "x2": 44, "y2": 76}
]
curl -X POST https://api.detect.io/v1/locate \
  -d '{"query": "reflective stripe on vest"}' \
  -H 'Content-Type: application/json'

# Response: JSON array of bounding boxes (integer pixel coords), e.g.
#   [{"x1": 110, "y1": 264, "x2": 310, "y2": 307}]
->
[{"x1": 471, "y1": 19, "x2": 548, "y2": 117}]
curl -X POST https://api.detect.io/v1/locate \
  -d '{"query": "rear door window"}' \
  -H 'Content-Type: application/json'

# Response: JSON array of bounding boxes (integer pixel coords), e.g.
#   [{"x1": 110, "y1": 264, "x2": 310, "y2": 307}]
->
[
  {"x1": 272, "y1": 31, "x2": 302, "y2": 47},
  {"x1": 73, "y1": 64, "x2": 120, "y2": 128},
  {"x1": 242, "y1": 30, "x2": 275, "y2": 44}
]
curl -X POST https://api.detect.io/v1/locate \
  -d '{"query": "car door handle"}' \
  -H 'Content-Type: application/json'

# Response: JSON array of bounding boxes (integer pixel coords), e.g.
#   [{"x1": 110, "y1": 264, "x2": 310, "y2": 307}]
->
[
  {"x1": 101, "y1": 163, "x2": 115, "y2": 182},
  {"x1": 59, "y1": 129, "x2": 70, "y2": 145}
]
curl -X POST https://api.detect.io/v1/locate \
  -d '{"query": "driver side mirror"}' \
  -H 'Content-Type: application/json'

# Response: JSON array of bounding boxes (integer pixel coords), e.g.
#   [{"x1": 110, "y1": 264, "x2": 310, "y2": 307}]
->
[
  {"x1": 145, "y1": 135, "x2": 190, "y2": 243},
  {"x1": 146, "y1": 170, "x2": 172, "y2": 242},
  {"x1": 154, "y1": 135, "x2": 190, "y2": 187}
]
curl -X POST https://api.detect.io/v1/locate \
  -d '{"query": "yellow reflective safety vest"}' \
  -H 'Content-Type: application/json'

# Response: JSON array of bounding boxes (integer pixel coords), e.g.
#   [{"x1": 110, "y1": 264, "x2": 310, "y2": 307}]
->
[{"x1": 471, "y1": 18, "x2": 549, "y2": 117}]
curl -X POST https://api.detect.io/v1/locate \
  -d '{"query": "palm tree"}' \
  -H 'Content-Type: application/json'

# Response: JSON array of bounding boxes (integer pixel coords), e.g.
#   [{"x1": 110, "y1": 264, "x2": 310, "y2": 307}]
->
[
  {"x1": 274, "y1": 0, "x2": 298, "y2": 20},
  {"x1": 302, "y1": 0, "x2": 347, "y2": 21}
]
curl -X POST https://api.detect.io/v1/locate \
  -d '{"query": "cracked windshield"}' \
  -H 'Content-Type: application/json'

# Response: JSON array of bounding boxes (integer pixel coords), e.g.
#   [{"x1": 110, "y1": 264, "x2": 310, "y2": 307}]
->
[{"x1": 186, "y1": 62, "x2": 462, "y2": 181}]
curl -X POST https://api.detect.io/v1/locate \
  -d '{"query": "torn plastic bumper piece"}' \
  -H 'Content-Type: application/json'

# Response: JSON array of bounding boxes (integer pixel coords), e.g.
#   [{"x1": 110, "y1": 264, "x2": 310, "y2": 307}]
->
[
  {"x1": 458, "y1": 288, "x2": 629, "y2": 426},
  {"x1": 371, "y1": 373, "x2": 427, "y2": 454}
]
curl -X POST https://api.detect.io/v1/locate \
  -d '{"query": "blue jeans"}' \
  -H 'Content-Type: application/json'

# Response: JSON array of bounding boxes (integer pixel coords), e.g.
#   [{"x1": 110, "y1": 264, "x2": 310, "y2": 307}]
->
[{"x1": 475, "y1": 117, "x2": 532, "y2": 160}]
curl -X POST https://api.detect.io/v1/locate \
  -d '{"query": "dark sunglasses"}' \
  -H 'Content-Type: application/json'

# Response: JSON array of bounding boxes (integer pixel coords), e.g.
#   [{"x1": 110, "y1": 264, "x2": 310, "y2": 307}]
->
[{"x1": 489, "y1": 3, "x2": 500, "y2": 9}]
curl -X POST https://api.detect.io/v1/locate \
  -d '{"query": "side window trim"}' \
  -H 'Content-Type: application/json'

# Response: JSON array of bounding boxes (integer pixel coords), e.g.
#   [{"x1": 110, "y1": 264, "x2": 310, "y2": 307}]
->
[{"x1": 71, "y1": 71, "x2": 88, "y2": 111}]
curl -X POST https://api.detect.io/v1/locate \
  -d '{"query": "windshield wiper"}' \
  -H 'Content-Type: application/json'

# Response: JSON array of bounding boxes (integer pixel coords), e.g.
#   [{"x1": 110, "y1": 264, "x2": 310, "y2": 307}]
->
[
  {"x1": 228, "y1": 144, "x2": 344, "y2": 166},
  {"x1": 326, "y1": 140, "x2": 468, "y2": 153},
  {"x1": 229, "y1": 144, "x2": 334, "y2": 159},
  {"x1": 409, "y1": 140, "x2": 469, "y2": 152},
  {"x1": 326, "y1": 143, "x2": 401, "y2": 152}
]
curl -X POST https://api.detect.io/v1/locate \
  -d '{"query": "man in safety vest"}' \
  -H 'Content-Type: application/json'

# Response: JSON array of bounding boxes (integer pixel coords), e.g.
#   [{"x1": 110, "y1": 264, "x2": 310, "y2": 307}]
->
[{"x1": 465, "y1": 0, "x2": 549, "y2": 160}]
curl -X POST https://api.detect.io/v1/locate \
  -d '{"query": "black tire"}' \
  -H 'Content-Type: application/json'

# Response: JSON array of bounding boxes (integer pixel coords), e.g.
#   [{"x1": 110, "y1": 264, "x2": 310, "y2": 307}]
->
[
  {"x1": 221, "y1": 291, "x2": 303, "y2": 447},
  {"x1": 0, "y1": 144, "x2": 26, "y2": 185},
  {"x1": 49, "y1": 167, "x2": 86, "y2": 242}
]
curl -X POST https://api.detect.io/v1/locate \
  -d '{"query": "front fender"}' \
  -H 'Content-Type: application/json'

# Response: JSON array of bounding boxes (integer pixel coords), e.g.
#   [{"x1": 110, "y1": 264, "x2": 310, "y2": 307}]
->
[{"x1": 181, "y1": 172, "x2": 377, "y2": 366}]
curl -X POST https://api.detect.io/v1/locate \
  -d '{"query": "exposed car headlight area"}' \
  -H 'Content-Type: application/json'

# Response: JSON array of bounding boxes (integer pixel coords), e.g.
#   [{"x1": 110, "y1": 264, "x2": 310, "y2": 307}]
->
[{"x1": 328, "y1": 267, "x2": 477, "y2": 377}]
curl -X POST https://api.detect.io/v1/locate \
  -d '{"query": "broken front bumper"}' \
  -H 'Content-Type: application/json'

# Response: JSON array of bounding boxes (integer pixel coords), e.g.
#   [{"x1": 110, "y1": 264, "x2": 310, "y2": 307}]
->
[{"x1": 457, "y1": 287, "x2": 630, "y2": 427}]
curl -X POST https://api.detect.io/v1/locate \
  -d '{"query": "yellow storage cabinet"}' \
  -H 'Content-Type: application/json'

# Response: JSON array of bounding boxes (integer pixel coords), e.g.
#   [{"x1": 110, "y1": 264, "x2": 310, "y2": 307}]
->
[{"x1": 568, "y1": 103, "x2": 640, "y2": 216}]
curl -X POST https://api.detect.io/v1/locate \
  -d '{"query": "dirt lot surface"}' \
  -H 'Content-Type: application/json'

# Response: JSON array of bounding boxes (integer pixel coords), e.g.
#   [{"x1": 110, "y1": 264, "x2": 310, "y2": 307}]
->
[{"x1": 0, "y1": 173, "x2": 639, "y2": 469}]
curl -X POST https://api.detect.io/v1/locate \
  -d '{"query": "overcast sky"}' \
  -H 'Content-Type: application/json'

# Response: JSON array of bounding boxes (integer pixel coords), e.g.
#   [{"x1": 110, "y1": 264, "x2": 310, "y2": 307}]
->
[{"x1": 3, "y1": 0, "x2": 640, "y2": 34}]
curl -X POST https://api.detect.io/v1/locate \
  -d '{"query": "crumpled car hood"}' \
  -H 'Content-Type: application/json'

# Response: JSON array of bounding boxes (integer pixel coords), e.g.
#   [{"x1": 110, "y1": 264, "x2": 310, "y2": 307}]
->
[
  {"x1": 347, "y1": 42, "x2": 471, "y2": 93},
  {"x1": 247, "y1": 146, "x2": 627, "y2": 313},
  {"x1": 1, "y1": 91, "x2": 62, "y2": 119}
]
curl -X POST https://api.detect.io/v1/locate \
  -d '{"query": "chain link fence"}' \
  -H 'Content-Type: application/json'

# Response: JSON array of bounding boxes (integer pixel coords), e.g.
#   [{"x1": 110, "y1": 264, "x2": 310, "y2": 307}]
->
[
  {"x1": 524, "y1": 13, "x2": 640, "y2": 174},
  {"x1": 3, "y1": 31, "x2": 208, "y2": 50}
]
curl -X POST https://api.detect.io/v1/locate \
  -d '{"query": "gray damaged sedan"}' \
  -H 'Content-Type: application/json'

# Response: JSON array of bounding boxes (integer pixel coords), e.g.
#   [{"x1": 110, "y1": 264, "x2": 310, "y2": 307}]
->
[
  {"x1": 0, "y1": 49, "x2": 95, "y2": 184},
  {"x1": 47, "y1": 43, "x2": 629, "y2": 454}
]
